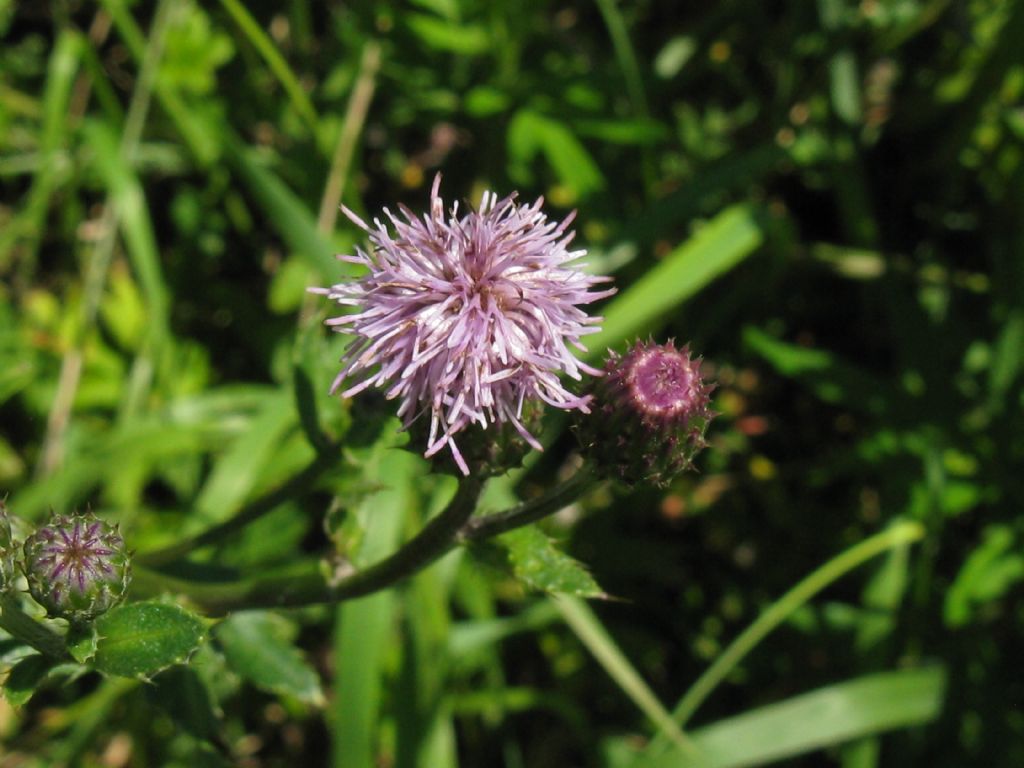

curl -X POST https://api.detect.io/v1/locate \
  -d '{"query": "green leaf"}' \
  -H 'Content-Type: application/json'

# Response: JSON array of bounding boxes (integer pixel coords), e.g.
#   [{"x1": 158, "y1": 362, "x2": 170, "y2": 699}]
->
[
  {"x1": 1, "y1": 654, "x2": 82, "y2": 707},
  {"x1": 651, "y1": 521, "x2": 925, "y2": 751},
  {"x1": 146, "y1": 665, "x2": 223, "y2": 743},
  {"x1": 66, "y1": 623, "x2": 99, "y2": 664},
  {"x1": 83, "y1": 118, "x2": 171, "y2": 343},
  {"x1": 743, "y1": 326, "x2": 900, "y2": 415},
  {"x1": 3, "y1": 654, "x2": 53, "y2": 707},
  {"x1": 508, "y1": 109, "x2": 606, "y2": 200},
  {"x1": 637, "y1": 667, "x2": 945, "y2": 768},
  {"x1": 193, "y1": 390, "x2": 295, "y2": 526},
  {"x1": 214, "y1": 611, "x2": 324, "y2": 705},
  {"x1": 333, "y1": 450, "x2": 420, "y2": 768},
  {"x1": 944, "y1": 525, "x2": 1024, "y2": 627},
  {"x1": 217, "y1": 0, "x2": 319, "y2": 135},
  {"x1": 224, "y1": 138, "x2": 345, "y2": 280},
  {"x1": 496, "y1": 526, "x2": 605, "y2": 598},
  {"x1": 588, "y1": 205, "x2": 764, "y2": 357},
  {"x1": 93, "y1": 602, "x2": 207, "y2": 678},
  {"x1": 406, "y1": 13, "x2": 490, "y2": 54},
  {"x1": 555, "y1": 595, "x2": 696, "y2": 756}
]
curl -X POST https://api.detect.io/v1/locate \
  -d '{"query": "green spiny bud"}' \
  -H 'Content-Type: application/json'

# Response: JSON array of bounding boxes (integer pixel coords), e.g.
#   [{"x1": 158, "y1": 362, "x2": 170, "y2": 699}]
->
[
  {"x1": 409, "y1": 400, "x2": 544, "y2": 478},
  {"x1": 22, "y1": 512, "x2": 131, "y2": 622},
  {"x1": 575, "y1": 340, "x2": 714, "y2": 487}
]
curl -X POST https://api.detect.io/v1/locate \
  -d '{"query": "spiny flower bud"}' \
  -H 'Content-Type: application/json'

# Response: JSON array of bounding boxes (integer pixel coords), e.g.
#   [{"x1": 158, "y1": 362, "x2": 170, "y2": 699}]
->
[
  {"x1": 0, "y1": 501, "x2": 15, "y2": 594},
  {"x1": 22, "y1": 512, "x2": 131, "y2": 622},
  {"x1": 575, "y1": 340, "x2": 714, "y2": 486}
]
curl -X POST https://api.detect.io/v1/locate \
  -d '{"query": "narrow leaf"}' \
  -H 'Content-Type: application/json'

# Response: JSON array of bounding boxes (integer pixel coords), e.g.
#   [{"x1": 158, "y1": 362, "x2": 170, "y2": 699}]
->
[
  {"x1": 639, "y1": 668, "x2": 945, "y2": 768},
  {"x1": 554, "y1": 595, "x2": 697, "y2": 756},
  {"x1": 589, "y1": 205, "x2": 764, "y2": 357}
]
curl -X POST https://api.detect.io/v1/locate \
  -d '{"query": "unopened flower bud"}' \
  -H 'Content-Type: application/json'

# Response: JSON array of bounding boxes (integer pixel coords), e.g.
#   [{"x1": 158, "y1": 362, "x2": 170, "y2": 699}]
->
[
  {"x1": 575, "y1": 340, "x2": 714, "y2": 486},
  {"x1": 22, "y1": 512, "x2": 131, "y2": 622}
]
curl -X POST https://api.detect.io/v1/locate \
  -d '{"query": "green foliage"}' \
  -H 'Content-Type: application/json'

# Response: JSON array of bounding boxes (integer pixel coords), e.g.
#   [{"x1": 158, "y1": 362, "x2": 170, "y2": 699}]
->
[
  {"x1": 627, "y1": 668, "x2": 946, "y2": 768},
  {"x1": 478, "y1": 526, "x2": 605, "y2": 598},
  {"x1": 93, "y1": 602, "x2": 207, "y2": 679},
  {"x1": 1, "y1": 0, "x2": 1022, "y2": 764},
  {"x1": 214, "y1": 610, "x2": 323, "y2": 705}
]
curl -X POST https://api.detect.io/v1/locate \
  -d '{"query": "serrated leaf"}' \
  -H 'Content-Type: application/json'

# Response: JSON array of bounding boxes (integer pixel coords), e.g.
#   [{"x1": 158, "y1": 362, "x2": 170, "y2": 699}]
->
[
  {"x1": 66, "y1": 623, "x2": 99, "y2": 664},
  {"x1": 497, "y1": 526, "x2": 605, "y2": 598},
  {"x1": 214, "y1": 611, "x2": 323, "y2": 705},
  {"x1": 93, "y1": 602, "x2": 206, "y2": 678}
]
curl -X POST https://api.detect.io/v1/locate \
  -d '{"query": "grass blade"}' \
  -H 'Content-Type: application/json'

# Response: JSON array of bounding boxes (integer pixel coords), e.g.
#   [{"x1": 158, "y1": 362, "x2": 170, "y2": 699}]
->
[
  {"x1": 217, "y1": 0, "x2": 320, "y2": 140},
  {"x1": 638, "y1": 668, "x2": 945, "y2": 768},
  {"x1": 333, "y1": 450, "x2": 420, "y2": 768},
  {"x1": 654, "y1": 521, "x2": 925, "y2": 748},
  {"x1": 587, "y1": 205, "x2": 764, "y2": 358},
  {"x1": 553, "y1": 595, "x2": 697, "y2": 756}
]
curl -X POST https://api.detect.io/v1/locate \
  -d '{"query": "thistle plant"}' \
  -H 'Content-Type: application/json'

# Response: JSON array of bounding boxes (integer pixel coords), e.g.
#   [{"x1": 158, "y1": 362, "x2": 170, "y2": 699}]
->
[
  {"x1": 576, "y1": 340, "x2": 714, "y2": 486},
  {"x1": 0, "y1": 181, "x2": 716, "y2": 702},
  {"x1": 21, "y1": 512, "x2": 131, "y2": 623},
  {"x1": 312, "y1": 174, "x2": 615, "y2": 476}
]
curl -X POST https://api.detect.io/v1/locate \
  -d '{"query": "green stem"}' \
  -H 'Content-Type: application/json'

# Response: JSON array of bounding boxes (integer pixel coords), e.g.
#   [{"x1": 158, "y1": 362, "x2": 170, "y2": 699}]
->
[
  {"x1": 646, "y1": 520, "x2": 925, "y2": 754},
  {"x1": 135, "y1": 476, "x2": 484, "y2": 614},
  {"x1": 134, "y1": 467, "x2": 601, "y2": 613},
  {"x1": 0, "y1": 596, "x2": 69, "y2": 659},
  {"x1": 137, "y1": 448, "x2": 339, "y2": 567},
  {"x1": 134, "y1": 467, "x2": 601, "y2": 614},
  {"x1": 459, "y1": 468, "x2": 597, "y2": 542}
]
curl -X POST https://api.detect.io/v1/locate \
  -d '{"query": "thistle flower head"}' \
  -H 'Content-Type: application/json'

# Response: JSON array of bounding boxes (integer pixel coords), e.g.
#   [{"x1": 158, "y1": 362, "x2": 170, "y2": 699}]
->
[
  {"x1": 575, "y1": 340, "x2": 714, "y2": 486},
  {"x1": 313, "y1": 175, "x2": 614, "y2": 475},
  {"x1": 22, "y1": 512, "x2": 131, "y2": 622}
]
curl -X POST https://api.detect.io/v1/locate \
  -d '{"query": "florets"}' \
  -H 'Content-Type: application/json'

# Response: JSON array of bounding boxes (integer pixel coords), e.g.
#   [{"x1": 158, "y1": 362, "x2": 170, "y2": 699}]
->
[{"x1": 313, "y1": 175, "x2": 614, "y2": 475}]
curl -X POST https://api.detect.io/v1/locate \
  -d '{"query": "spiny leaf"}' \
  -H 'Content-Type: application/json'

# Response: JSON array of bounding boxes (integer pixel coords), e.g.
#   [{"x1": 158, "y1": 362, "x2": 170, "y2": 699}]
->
[{"x1": 93, "y1": 602, "x2": 207, "y2": 679}]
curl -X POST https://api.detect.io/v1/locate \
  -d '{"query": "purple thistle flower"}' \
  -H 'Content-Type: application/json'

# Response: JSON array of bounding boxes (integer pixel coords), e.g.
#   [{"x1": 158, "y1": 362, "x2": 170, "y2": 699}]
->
[
  {"x1": 313, "y1": 175, "x2": 615, "y2": 475},
  {"x1": 22, "y1": 512, "x2": 131, "y2": 621}
]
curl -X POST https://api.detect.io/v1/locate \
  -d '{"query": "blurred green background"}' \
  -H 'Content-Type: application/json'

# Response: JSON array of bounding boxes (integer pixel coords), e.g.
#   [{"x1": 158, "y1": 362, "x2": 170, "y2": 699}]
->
[{"x1": 1, "y1": 0, "x2": 1023, "y2": 766}]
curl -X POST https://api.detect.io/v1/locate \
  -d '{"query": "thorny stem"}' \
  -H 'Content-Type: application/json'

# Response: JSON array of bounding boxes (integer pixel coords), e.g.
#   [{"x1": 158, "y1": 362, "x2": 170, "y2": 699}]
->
[
  {"x1": 135, "y1": 476, "x2": 485, "y2": 614},
  {"x1": 133, "y1": 469, "x2": 598, "y2": 614},
  {"x1": 459, "y1": 467, "x2": 597, "y2": 542}
]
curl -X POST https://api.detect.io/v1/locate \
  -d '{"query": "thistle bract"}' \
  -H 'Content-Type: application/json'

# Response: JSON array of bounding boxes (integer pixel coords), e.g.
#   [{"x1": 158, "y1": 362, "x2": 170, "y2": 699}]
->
[
  {"x1": 576, "y1": 340, "x2": 714, "y2": 486},
  {"x1": 22, "y1": 512, "x2": 131, "y2": 622},
  {"x1": 313, "y1": 175, "x2": 614, "y2": 475}
]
